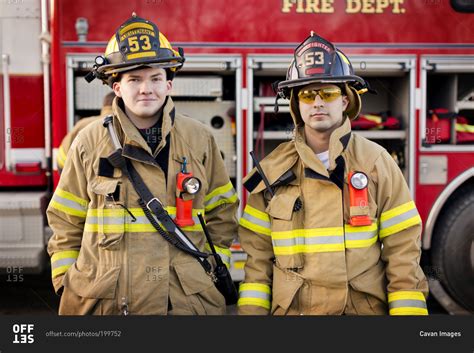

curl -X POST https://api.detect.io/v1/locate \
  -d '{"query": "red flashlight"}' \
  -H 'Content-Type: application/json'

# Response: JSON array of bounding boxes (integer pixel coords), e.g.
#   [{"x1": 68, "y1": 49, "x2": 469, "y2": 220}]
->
[{"x1": 348, "y1": 171, "x2": 372, "y2": 226}]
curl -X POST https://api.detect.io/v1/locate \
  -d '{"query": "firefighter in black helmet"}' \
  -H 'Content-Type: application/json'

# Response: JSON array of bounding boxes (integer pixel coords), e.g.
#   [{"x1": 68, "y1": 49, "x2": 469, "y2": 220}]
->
[
  {"x1": 47, "y1": 13, "x2": 239, "y2": 315},
  {"x1": 238, "y1": 32, "x2": 428, "y2": 316}
]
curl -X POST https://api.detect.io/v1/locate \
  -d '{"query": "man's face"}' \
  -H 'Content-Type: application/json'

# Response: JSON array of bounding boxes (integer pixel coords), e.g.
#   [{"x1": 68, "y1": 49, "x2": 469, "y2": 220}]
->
[
  {"x1": 113, "y1": 67, "x2": 172, "y2": 120},
  {"x1": 298, "y1": 83, "x2": 349, "y2": 133}
]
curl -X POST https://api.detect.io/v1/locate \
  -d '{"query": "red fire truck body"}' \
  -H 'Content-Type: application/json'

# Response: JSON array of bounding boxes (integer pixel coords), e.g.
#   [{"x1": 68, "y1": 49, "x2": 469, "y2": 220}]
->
[{"x1": 1, "y1": 0, "x2": 473, "y2": 313}]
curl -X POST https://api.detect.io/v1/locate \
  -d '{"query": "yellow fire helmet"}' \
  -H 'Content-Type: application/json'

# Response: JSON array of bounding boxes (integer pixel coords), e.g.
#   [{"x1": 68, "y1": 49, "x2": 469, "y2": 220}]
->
[{"x1": 86, "y1": 13, "x2": 184, "y2": 86}]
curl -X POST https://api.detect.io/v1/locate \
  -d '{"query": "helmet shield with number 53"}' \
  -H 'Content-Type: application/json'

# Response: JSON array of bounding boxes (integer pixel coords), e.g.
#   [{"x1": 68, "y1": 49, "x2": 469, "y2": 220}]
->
[
  {"x1": 277, "y1": 32, "x2": 370, "y2": 120},
  {"x1": 87, "y1": 13, "x2": 184, "y2": 86}
]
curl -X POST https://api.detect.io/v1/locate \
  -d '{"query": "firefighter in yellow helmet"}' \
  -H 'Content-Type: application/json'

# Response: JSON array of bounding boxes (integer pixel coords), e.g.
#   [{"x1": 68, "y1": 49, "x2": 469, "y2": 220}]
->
[
  {"x1": 238, "y1": 32, "x2": 428, "y2": 315},
  {"x1": 47, "y1": 14, "x2": 239, "y2": 315}
]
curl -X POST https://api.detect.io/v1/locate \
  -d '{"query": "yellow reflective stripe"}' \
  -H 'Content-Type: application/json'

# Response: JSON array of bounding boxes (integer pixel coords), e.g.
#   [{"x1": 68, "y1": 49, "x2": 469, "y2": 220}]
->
[
  {"x1": 344, "y1": 222, "x2": 378, "y2": 248},
  {"x1": 49, "y1": 200, "x2": 87, "y2": 218},
  {"x1": 380, "y1": 201, "x2": 416, "y2": 223},
  {"x1": 388, "y1": 291, "x2": 428, "y2": 315},
  {"x1": 455, "y1": 123, "x2": 474, "y2": 133},
  {"x1": 240, "y1": 218, "x2": 271, "y2": 236},
  {"x1": 205, "y1": 194, "x2": 238, "y2": 212},
  {"x1": 51, "y1": 250, "x2": 79, "y2": 278},
  {"x1": 389, "y1": 307, "x2": 428, "y2": 315},
  {"x1": 57, "y1": 145, "x2": 67, "y2": 169},
  {"x1": 238, "y1": 283, "x2": 271, "y2": 310},
  {"x1": 240, "y1": 204, "x2": 271, "y2": 236},
  {"x1": 273, "y1": 243, "x2": 345, "y2": 255},
  {"x1": 243, "y1": 204, "x2": 270, "y2": 223},
  {"x1": 205, "y1": 243, "x2": 231, "y2": 268},
  {"x1": 388, "y1": 291, "x2": 426, "y2": 302},
  {"x1": 272, "y1": 228, "x2": 345, "y2": 255},
  {"x1": 379, "y1": 201, "x2": 421, "y2": 239},
  {"x1": 237, "y1": 298, "x2": 271, "y2": 309},
  {"x1": 51, "y1": 250, "x2": 79, "y2": 263},
  {"x1": 85, "y1": 207, "x2": 204, "y2": 233},
  {"x1": 204, "y1": 182, "x2": 238, "y2": 212},
  {"x1": 55, "y1": 188, "x2": 88, "y2": 208},
  {"x1": 205, "y1": 182, "x2": 234, "y2": 202},
  {"x1": 51, "y1": 265, "x2": 72, "y2": 278},
  {"x1": 50, "y1": 188, "x2": 88, "y2": 217},
  {"x1": 239, "y1": 283, "x2": 271, "y2": 294}
]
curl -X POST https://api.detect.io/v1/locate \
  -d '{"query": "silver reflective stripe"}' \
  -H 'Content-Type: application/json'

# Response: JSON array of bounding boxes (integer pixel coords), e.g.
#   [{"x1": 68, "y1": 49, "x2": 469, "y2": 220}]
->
[
  {"x1": 381, "y1": 208, "x2": 419, "y2": 229},
  {"x1": 272, "y1": 235, "x2": 344, "y2": 247},
  {"x1": 51, "y1": 257, "x2": 76, "y2": 270},
  {"x1": 389, "y1": 299, "x2": 427, "y2": 309},
  {"x1": 218, "y1": 252, "x2": 231, "y2": 265},
  {"x1": 239, "y1": 290, "x2": 271, "y2": 300},
  {"x1": 241, "y1": 211, "x2": 271, "y2": 229},
  {"x1": 52, "y1": 194, "x2": 86, "y2": 212},
  {"x1": 345, "y1": 230, "x2": 377, "y2": 241},
  {"x1": 86, "y1": 215, "x2": 148, "y2": 225},
  {"x1": 204, "y1": 188, "x2": 236, "y2": 207}
]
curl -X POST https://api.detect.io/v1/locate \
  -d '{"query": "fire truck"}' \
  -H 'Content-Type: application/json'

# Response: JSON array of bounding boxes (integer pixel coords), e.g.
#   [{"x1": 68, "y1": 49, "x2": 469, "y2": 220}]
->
[{"x1": 0, "y1": 0, "x2": 473, "y2": 313}]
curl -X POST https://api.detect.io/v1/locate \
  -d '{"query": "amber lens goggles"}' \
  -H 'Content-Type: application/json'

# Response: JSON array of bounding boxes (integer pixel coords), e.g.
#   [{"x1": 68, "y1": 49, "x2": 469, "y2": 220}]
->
[{"x1": 298, "y1": 87, "x2": 342, "y2": 104}]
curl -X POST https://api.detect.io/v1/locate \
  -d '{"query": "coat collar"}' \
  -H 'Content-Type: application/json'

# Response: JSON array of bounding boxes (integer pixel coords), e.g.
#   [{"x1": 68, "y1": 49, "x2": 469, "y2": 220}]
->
[
  {"x1": 112, "y1": 96, "x2": 175, "y2": 161},
  {"x1": 294, "y1": 118, "x2": 352, "y2": 176}
]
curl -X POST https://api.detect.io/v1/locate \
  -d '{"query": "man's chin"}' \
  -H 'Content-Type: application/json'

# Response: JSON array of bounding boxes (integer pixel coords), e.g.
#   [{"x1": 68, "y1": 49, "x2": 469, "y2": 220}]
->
[
  {"x1": 308, "y1": 122, "x2": 331, "y2": 132},
  {"x1": 134, "y1": 109, "x2": 160, "y2": 118}
]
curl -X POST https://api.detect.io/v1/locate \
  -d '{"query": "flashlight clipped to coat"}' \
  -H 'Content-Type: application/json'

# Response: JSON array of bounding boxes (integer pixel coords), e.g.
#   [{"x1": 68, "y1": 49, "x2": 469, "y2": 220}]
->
[
  {"x1": 175, "y1": 157, "x2": 201, "y2": 227},
  {"x1": 348, "y1": 171, "x2": 371, "y2": 226}
]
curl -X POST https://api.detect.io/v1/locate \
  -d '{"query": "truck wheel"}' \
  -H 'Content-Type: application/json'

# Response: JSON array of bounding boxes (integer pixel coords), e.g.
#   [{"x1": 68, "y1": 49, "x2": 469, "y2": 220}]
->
[{"x1": 431, "y1": 190, "x2": 474, "y2": 312}]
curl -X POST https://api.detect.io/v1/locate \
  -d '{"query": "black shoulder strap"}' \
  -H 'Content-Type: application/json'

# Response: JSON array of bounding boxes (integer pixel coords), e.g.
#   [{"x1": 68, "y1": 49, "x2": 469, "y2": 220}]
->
[{"x1": 103, "y1": 117, "x2": 213, "y2": 274}]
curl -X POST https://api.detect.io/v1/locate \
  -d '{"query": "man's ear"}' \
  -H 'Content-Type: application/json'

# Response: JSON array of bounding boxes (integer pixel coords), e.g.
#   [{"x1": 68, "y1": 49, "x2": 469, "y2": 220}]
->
[
  {"x1": 342, "y1": 95, "x2": 349, "y2": 111},
  {"x1": 112, "y1": 81, "x2": 122, "y2": 98},
  {"x1": 166, "y1": 80, "x2": 173, "y2": 95}
]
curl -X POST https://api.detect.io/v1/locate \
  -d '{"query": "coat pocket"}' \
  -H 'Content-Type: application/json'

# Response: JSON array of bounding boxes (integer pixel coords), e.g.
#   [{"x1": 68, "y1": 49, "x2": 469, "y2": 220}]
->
[
  {"x1": 348, "y1": 262, "x2": 387, "y2": 314},
  {"x1": 89, "y1": 178, "x2": 125, "y2": 251},
  {"x1": 173, "y1": 261, "x2": 225, "y2": 315},
  {"x1": 267, "y1": 190, "x2": 304, "y2": 269},
  {"x1": 59, "y1": 263, "x2": 121, "y2": 315},
  {"x1": 271, "y1": 265, "x2": 304, "y2": 315}
]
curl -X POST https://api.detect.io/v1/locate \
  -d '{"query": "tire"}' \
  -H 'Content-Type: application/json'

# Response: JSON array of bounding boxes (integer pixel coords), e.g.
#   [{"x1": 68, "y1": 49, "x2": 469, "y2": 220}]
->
[{"x1": 431, "y1": 190, "x2": 474, "y2": 312}]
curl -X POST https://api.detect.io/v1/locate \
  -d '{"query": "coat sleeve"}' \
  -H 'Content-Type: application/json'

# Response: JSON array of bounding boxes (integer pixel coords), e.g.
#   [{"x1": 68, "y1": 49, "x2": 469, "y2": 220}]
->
[
  {"x1": 374, "y1": 151, "x2": 429, "y2": 315},
  {"x1": 57, "y1": 117, "x2": 98, "y2": 173},
  {"x1": 47, "y1": 137, "x2": 90, "y2": 294},
  {"x1": 202, "y1": 132, "x2": 239, "y2": 269},
  {"x1": 237, "y1": 191, "x2": 274, "y2": 315}
]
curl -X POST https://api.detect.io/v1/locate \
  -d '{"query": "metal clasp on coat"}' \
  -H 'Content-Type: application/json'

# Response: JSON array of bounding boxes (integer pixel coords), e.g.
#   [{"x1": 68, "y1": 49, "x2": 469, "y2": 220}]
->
[
  {"x1": 121, "y1": 297, "x2": 129, "y2": 316},
  {"x1": 207, "y1": 270, "x2": 217, "y2": 283},
  {"x1": 146, "y1": 197, "x2": 163, "y2": 213}
]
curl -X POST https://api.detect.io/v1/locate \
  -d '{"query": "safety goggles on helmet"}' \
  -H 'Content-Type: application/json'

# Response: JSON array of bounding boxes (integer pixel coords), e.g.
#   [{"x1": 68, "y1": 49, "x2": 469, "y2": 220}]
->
[
  {"x1": 298, "y1": 87, "x2": 342, "y2": 104},
  {"x1": 85, "y1": 13, "x2": 184, "y2": 85}
]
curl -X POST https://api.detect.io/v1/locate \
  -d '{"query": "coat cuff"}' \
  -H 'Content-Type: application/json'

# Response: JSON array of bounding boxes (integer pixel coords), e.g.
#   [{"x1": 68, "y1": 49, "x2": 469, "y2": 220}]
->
[
  {"x1": 388, "y1": 290, "x2": 428, "y2": 315},
  {"x1": 237, "y1": 282, "x2": 271, "y2": 315}
]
